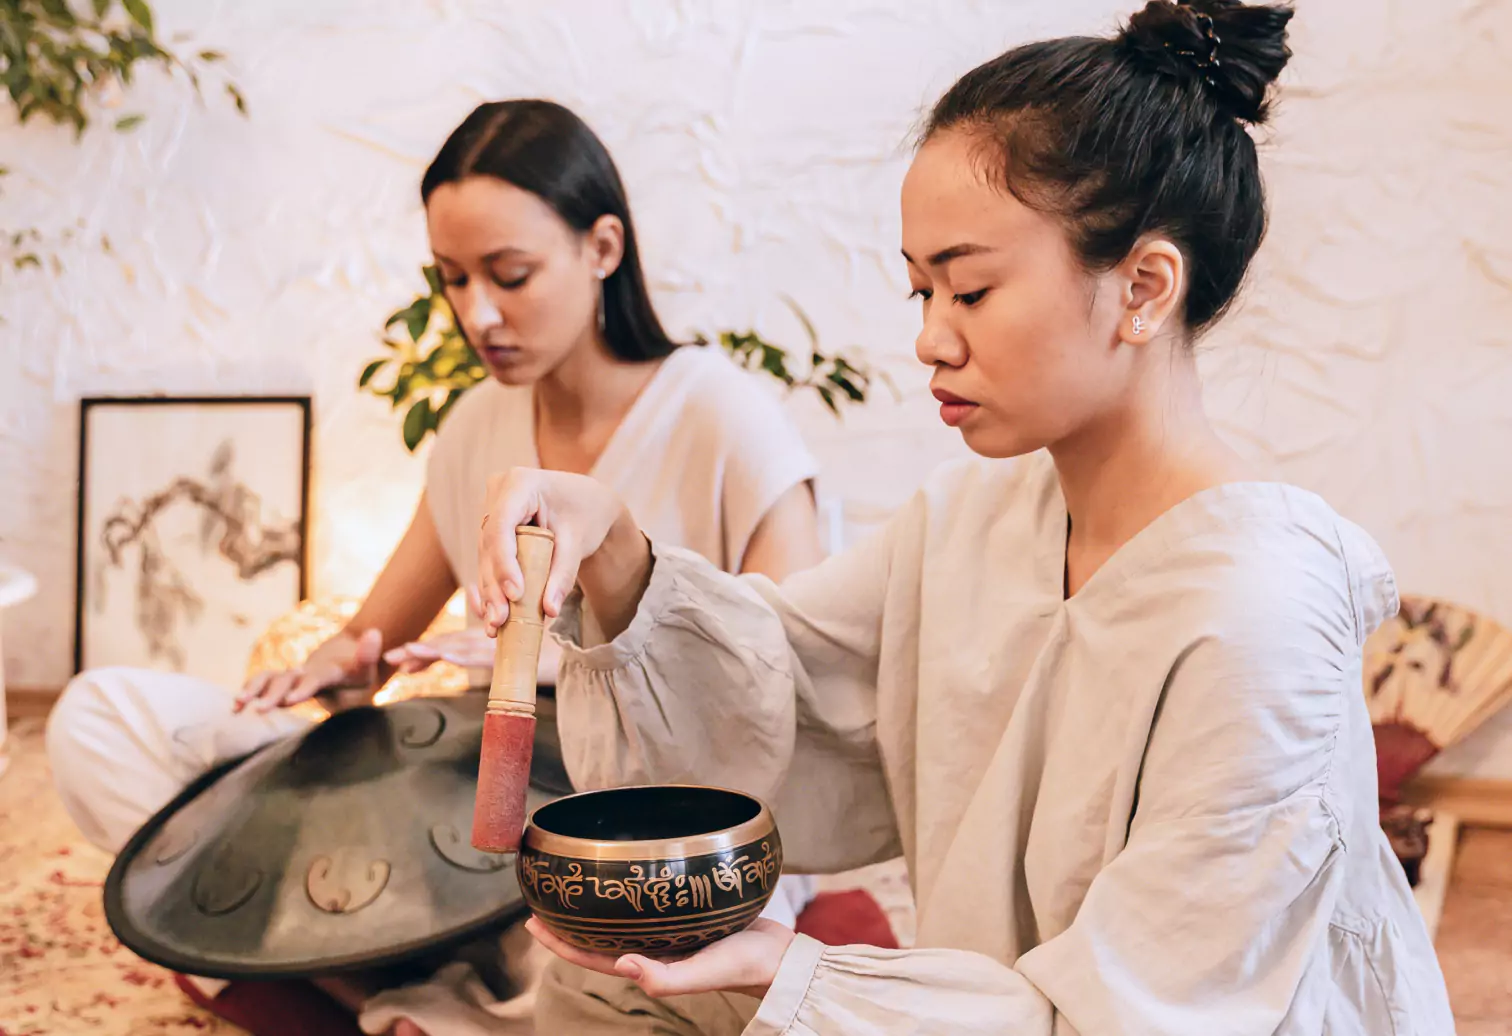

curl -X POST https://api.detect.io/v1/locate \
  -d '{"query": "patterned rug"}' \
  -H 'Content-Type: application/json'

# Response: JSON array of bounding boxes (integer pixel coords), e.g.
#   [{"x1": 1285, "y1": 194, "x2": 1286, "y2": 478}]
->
[
  {"x1": 0, "y1": 718, "x2": 237, "y2": 1035},
  {"x1": 0, "y1": 715, "x2": 917, "y2": 1036}
]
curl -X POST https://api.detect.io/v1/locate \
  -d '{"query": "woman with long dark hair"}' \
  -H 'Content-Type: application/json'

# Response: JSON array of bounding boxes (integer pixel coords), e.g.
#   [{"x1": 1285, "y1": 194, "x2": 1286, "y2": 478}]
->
[
  {"x1": 48, "y1": 99, "x2": 824, "y2": 1035},
  {"x1": 478, "y1": 5, "x2": 1455, "y2": 1033}
]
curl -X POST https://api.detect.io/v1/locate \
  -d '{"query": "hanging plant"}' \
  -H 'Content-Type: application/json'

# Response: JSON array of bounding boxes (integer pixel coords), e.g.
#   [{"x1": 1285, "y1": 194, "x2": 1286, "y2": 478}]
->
[
  {"x1": 360, "y1": 265, "x2": 897, "y2": 452},
  {"x1": 1, "y1": 0, "x2": 245, "y2": 277}
]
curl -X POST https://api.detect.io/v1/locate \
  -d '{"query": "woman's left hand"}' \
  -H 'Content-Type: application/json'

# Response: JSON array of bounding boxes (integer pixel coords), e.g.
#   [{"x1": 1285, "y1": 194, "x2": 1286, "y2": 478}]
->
[{"x1": 525, "y1": 916, "x2": 795, "y2": 1001}]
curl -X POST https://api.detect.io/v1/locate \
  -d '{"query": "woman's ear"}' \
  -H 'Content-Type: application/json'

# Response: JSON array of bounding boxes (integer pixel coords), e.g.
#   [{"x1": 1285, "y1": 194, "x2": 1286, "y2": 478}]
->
[
  {"x1": 587, "y1": 215, "x2": 626, "y2": 278},
  {"x1": 1115, "y1": 235, "x2": 1184, "y2": 345}
]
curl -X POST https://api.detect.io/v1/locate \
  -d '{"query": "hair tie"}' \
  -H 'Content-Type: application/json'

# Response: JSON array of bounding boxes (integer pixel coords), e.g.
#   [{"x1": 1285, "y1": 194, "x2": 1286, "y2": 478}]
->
[{"x1": 1164, "y1": 8, "x2": 1223, "y2": 87}]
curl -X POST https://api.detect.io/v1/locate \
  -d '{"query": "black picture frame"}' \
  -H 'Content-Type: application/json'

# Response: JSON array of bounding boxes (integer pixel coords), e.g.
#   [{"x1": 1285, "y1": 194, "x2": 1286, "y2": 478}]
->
[{"x1": 74, "y1": 395, "x2": 313, "y2": 681}]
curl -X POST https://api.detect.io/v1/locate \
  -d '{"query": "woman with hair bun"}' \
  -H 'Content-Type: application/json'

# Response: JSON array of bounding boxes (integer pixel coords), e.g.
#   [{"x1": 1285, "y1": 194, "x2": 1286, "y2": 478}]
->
[{"x1": 480, "y1": 3, "x2": 1457, "y2": 1032}]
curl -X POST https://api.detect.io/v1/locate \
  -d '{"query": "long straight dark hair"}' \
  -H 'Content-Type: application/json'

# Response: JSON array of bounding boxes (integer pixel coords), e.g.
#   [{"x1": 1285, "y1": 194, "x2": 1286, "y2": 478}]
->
[{"x1": 422, "y1": 100, "x2": 678, "y2": 362}]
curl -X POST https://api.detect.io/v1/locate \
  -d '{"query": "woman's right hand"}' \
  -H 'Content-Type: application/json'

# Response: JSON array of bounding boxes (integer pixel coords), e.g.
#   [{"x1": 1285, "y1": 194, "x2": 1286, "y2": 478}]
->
[
  {"x1": 383, "y1": 628, "x2": 495, "y2": 674},
  {"x1": 234, "y1": 628, "x2": 384, "y2": 713},
  {"x1": 477, "y1": 468, "x2": 648, "y2": 637}
]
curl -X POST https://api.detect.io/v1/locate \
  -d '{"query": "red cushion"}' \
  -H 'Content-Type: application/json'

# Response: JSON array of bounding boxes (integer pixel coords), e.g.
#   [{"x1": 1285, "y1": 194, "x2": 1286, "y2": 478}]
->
[
  {"x1": 794, "y1": 888, "x2": 899, "y2": 949},
  {"x1": 174, "y1": 974, "x2": 363, "y2": 1036}
]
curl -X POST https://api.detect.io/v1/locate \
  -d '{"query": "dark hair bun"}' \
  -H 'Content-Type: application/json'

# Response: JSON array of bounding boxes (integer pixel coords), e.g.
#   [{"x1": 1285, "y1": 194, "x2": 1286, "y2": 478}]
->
[{"x1": 1121, "y1": 0, "x2": 1294, "y2": 125}]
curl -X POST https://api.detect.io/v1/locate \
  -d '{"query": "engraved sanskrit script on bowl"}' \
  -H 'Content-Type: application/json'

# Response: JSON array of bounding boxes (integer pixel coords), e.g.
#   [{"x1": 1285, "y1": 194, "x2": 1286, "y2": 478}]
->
[{"x1": 517, "y1": 785, "x2": 783, "y2": 954}]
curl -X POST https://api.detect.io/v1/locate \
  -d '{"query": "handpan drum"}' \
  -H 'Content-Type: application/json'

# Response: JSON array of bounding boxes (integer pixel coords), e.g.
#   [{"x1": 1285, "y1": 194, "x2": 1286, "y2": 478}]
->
[{"x1": 104, "y1": 691, "x2": 567, "y2": 979}]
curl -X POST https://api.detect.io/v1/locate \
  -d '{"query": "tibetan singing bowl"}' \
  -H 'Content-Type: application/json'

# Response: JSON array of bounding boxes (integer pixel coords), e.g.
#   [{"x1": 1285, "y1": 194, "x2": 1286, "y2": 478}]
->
[{"x1": 517, "y1": 785, "x2": 782, "y2": 955}]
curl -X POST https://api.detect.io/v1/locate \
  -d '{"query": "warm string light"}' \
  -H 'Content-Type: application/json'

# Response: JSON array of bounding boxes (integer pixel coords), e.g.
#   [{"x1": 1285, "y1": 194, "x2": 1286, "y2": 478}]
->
[{"x1": 244, "y1": 594, "x2": 470, "y2": 721}]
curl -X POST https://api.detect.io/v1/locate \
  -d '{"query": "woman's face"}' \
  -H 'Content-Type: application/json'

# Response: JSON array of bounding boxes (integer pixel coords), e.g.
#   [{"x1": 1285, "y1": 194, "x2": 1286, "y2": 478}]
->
[
  {"x1": 900, "y1": 130, "x2": 1139, "y2": 459},
  {"x1": 426, "y1": 176, "x2": 617, "y2": 385}
]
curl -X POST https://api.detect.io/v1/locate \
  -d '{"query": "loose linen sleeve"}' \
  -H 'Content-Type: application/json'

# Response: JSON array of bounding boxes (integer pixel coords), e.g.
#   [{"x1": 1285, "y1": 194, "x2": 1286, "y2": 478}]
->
[
  {"x1": 554, "y1": 522, "x2": 902, "y2": 875},
  {"x1": 748, "y1": 583, "x2": 1357, "y2": 1034}
]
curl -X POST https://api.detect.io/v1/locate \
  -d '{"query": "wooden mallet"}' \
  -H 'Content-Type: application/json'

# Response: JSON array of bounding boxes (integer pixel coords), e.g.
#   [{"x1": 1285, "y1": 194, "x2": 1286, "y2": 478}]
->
[{"x1": 471, "y1": 525, "x2": 555, "y2": 854}]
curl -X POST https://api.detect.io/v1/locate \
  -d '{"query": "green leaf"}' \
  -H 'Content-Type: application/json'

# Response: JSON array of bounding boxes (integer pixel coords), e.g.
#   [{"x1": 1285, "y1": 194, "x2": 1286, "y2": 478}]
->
[
  {"x1": 93, "y1": 0, "x2": 111, "y2": 17},
  {"x1": 402, "y1": 399, "x2": 432, "y2": 451},
  {"x1": 828, "y1": 371, "x2": 865, "y2": 402},
  {"x1": 122, "y1": 0, "x2": 153, "y2": 33},
  {"x1": 405, "y1": 296, "x2": 432, "y2": 342},
  {"x1": 226, "y1": 82, "x2": 247, "y2": 115},
  {"x1": 114, "y1": 113, "x2": 145, "y2": 131},
  {"x1": 815, "y1": 385, "x2": 840, "y2": 416},
  {"x1": 39, "y1": 0, "x2": 75, "y2": 25},
  {"x1": 422, "y1": 264, "x2": 444, "y2": 295},
  {"x1": 758, "y1": 343, "x2": 793, "y2": 385},
  {"x1": 358, "y1": 359, "x2": 387, "y2": 388}
]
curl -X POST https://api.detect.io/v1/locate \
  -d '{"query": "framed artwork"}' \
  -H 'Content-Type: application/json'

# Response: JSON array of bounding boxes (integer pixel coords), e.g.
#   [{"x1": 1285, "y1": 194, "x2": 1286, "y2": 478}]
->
[{"x1": 75, "y1": 396, "x2": 312, "y2": 687}]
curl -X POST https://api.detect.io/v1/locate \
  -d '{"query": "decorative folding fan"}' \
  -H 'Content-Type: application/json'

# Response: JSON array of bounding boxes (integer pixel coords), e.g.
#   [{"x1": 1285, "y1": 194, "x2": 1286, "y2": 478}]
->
[{"x1": 1363, "y1": 595, "x2": 1512, "y2": 804}]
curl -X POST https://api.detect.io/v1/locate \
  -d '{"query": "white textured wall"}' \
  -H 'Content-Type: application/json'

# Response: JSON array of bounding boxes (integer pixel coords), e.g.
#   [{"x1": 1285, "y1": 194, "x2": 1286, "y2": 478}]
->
[{"x1": 2, "y1": 1, "x2": 1511, "y2": 771}]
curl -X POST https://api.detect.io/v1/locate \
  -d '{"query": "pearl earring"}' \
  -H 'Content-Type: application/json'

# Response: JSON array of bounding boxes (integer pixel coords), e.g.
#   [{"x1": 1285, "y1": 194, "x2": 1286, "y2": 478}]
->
[{"x1": 1131, "y1": 315, "x2": 1145, "y2": 337}]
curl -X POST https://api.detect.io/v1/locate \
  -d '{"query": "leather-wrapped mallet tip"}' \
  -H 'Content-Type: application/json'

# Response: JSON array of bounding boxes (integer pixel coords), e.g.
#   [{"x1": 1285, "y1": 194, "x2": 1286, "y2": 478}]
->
[{"x1": 472, "y1": 711, "x2": 536, "y2": 853}]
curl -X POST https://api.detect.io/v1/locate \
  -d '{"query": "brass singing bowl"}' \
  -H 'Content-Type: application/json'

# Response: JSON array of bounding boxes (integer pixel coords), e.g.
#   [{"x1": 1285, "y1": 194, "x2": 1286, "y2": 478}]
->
[{"x1": 517, "y1": 785, "x2": 782, "y2": 955}]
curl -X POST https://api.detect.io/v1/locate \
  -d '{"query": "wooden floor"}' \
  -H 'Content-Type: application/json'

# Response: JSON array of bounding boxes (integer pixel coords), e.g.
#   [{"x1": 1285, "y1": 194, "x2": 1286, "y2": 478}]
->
[
  {"x1": 1434, "y1": 826, "x2": 1512, "y2": 1034},
  {"x1": 4, "y1": 686, "x2": 57, "y2": 721}
]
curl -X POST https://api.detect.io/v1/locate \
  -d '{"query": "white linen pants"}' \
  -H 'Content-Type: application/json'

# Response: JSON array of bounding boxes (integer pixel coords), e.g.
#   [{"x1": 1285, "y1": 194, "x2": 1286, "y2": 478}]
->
[{"x1": 47, "y1": 667, "x2": 804, "y2": 1035}]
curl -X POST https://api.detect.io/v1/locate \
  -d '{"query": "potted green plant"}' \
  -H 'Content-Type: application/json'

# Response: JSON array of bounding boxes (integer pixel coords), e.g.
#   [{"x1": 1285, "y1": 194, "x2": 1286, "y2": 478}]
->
[{"x1": 360, "y1": 265, "x2": 895, "y2": 452}]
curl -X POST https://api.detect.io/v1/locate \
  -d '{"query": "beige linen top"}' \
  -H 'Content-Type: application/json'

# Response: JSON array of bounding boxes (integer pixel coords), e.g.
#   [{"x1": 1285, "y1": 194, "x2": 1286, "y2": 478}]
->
[
  {"x1": 426, "y1": 343, "x2": 819, "y2": 686},
  {"x1": 555, "y1": 452, "x2": 1455, "y2": 1035}
]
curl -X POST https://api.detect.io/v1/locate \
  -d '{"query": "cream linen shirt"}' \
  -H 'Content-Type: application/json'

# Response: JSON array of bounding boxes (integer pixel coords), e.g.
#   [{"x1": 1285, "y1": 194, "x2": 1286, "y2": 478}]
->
[
  {"x1": 426, "y1": 343, "x2": 819, "y2": 686},
  {"x1": 555, "y1": 452, "x2": 1456, "y2": 1035}
]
